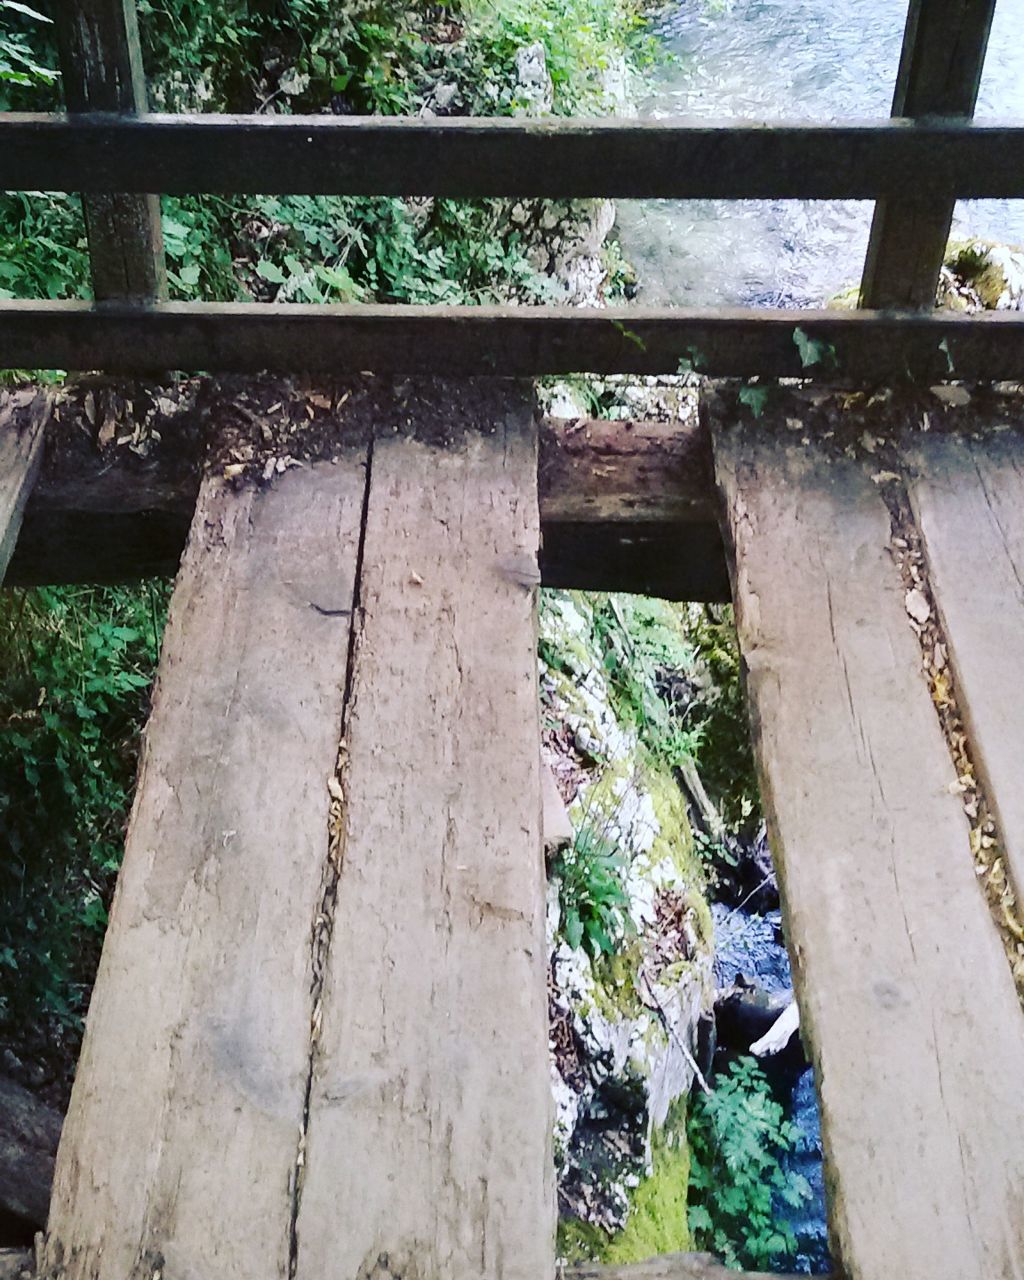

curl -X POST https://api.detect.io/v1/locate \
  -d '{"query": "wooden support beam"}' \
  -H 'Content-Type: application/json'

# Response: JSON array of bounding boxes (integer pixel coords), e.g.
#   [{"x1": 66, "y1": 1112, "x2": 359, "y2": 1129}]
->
[
  {"x1": 0, "y1": 390, "x2": 46, "y2": 583},
  {"x1": 1, "y1": 379, "x2": 725, "y2": 597},
  {"x1": 5, "y1": 299, "x2": 1024, "y2": 380},
  {"x1": 708, "y1": 387, "x2": 1024, "y2": 1280},
  {"x1": 859, "y1": 0, "x2": 996, "y2": 309},
  {"x1": 41, "y1": 390, "x2": 554, "y2": 1278},
  {"x1": 3, "y1": 112, "x2": 1024, "y2": 199},
  {"x1": 52, "y1": 0, "x2": 166, "y2": 301}
]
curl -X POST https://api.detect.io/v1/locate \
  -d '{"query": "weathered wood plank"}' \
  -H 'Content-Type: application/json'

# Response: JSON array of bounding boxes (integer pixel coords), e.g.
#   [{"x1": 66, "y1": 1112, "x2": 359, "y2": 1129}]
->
[
  {"x1": 294, "y1": 416, "x2": 554, "y2": 1277},
  {"x1": 0, "y1": 391, "x2": 45, "y2": 583},
  {"x1": 711, "y1": 410, "x2": 1024, "y2": 1279},
  {"x1": 41, "y1": 456, "x2": 368, "y2": 1278},
  {"x1": 3, "y1": 113, "x2": 1024, "y2": 199},
  {"x1": 52, "y1": 0, "x2": 166, "y2": 301},
  {"x1": 6, "y1": 300, "x2": 1024, "y2": 379},
  {"x1": 904, "y1": 428, "x2": 1024, "y2": 929},
  {"x1": 859, "y1": 0, "x2": 996, "y2": 309}
]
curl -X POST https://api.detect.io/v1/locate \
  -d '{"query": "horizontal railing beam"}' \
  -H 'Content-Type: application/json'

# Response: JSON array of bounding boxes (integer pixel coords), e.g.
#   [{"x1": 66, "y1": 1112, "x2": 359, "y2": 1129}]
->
[
  {"x1": 3, "y1": 300, "x2": 1024, "y2": 380},
  {"x1": 3, "y1": 113, "x2": 1024, "y2": 198}
]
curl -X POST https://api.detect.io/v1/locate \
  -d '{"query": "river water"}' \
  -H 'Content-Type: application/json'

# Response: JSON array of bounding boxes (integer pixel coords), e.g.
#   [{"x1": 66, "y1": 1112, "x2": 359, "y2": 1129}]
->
[{"x1": 618, "y1": 0, "x2": 1024, "y2": 306}]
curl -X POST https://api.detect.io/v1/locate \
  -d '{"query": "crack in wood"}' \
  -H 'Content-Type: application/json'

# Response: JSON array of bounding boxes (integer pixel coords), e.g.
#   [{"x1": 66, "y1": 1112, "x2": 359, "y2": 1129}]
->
[
  {"x1": 287, "y1": 436, "x2": 375, "y2": 1278},
  {"x1": 865, "y1": 451, "x2": 1024, "y2": 1002}
]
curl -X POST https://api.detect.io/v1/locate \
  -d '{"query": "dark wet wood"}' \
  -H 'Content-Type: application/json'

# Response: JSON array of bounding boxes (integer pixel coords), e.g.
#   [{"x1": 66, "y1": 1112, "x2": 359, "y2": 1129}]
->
[
  {"x1": 2, "y1": 378, "x2": 725, "y2": 597},
  {"x1": 52, "y1": 0, "x2": 165, "y2": 301},
  {"x1": 2, "y1": 113, "x2": 1022, "y2": 199},
  {"x1": 6, "y1": 300, "x2": 1024, "y2": 380}
]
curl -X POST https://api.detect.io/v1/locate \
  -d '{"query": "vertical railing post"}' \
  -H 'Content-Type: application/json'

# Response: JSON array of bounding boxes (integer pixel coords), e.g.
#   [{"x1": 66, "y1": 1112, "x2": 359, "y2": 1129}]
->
[
  {"x1": 54, "y1": 0, "x2": 166, "y2": 302},
  {"x1": 859, "y1": 0, "x2": 996, "y2": 310}
]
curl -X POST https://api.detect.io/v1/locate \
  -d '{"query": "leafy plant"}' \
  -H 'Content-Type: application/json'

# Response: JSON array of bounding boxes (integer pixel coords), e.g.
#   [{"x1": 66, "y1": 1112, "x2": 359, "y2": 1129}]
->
[
  {"x1": 0, "y1": 0, "x2": 58, "y2": 103},
  {"x1": 552, "y1": 826, "x2": 633, "y2": 959},
  {"x1": 738, "y1": 382, "x2": 770, "y2": 418},
  {"x1": 0, "y1": 585, "x2": 169, "y2": 1038},
  {"x1": 792, "y1": 325, "x2": 837, "y2": 371},
  {"x1": 591, "y1": 595, "x2": 702, "y2": 771},
  {"x1": 687, "y1": 1056, "x2": 811, "y2": 1269}
]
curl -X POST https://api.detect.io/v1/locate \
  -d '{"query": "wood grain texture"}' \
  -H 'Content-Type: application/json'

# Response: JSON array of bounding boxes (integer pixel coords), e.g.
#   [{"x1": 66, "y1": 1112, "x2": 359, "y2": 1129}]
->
[
  {"x1": 712, "y1": 419, "x2": 1024, "y2": 1280},
  {"x1": 294, "y1": 416, "x2": 554, "y2": 1278},
  {"x1": 859, "y1": 0, "x2": 996, "y2": 308},
  {"x1": 905, "y1": 428, "x2": 1024, "y2": 914},
  {"x1": 41, "y1": 458, "x2": 368, "y2": 1279},
  {"x1": 52, "y1": 0, "x2": 165, "y2": 301},
  {"x1": 3, "y1": 113, "x2": 1024, "y2": 199},
  {"x1": 0, "y1": 394, "x2": 45, "y2": 583},
  {"x1": 7, "y1": 300, "x2": 1024, "y2": 380}
]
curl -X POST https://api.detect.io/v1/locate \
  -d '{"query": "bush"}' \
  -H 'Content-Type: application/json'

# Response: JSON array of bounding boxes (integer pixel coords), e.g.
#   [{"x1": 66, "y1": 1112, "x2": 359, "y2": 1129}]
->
[
  {"x1": 0, "y1": 585, "x2": 168, "y2": 1038},
  {"x1": 687, "y1": 1056, "x2": 811, "y2": 1270}
]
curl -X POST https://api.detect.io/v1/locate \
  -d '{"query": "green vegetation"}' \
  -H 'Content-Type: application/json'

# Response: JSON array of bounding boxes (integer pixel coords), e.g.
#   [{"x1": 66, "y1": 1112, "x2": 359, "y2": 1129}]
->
[
  {"x1": 0, "y1": 585, "x2": 169, "y2": 1041},
  {"x1": 551, "y1": 825, "x2": 633, "y2": 959},
  {"x1": 604, "y1": 1101, "x2": 692, "y2": 1262},
  {"x1": 0, "y1": 0, "x2": 652, "y2": 308},
  {"x1": 687, "y1": 1057, "x2": 810, "y2": 1270}
]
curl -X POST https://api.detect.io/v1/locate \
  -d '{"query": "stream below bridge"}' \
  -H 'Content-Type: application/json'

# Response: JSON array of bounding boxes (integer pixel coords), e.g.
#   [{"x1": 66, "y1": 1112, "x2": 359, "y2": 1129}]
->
[{"x1": 617, "y1": 0, "x2": 1024, "y2": 306}]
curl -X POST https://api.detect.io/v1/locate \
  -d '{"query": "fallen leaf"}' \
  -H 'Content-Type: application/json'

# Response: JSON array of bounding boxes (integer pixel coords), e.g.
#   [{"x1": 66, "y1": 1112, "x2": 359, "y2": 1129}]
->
[{"x1": 905, "y1": 587, "x2": 931, "y2": 625}]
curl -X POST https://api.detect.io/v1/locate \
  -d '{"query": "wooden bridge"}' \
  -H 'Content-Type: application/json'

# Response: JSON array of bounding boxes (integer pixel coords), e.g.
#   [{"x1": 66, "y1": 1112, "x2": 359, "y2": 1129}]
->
[{"x1": 2, "y1": 1, "x2": 1024, "y2": 1278}]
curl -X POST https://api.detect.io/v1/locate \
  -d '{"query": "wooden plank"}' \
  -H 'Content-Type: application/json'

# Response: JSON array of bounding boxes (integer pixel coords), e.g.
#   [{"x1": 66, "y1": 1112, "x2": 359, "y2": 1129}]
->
[
  {"x1": 859, "y1": 0, "x2": 996, "y2": 309},
  {"x1": 41, "y1": 455, "x2": 369, "y2": 1279},
  {"x1": 2, "y1": 113, "x2": 1024, "y2": 200},
  {"x1": 711, "y1": 409, "x2": 1024, "y2": 1279},
  {"x1": 52, "y1": 0, "x2": 166, "y2": 301},
  {"x1": 6, "y1": 299, "x2": 1024, "y2": 379},
  {"x1": 904, "y1": 427, "x2": 1024, "y2": 927},
  {"x1": 0, "y1": 390, "x2": 46, "y2": 583},
  {"x1": 293, "y1": 415, "x2": 554, "y2": 1277},
  {"x1": 0, "y1": 1248, "x2": 816, "y2": 1280}
]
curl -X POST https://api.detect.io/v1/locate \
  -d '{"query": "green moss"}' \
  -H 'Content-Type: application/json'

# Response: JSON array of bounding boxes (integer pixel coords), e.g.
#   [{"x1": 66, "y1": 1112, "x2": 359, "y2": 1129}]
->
[
  {"x1": 557, "y1": 1216, "x2": 612, "y2": 1263},
  {"x1": 604, "y1": 1100, "x2": 692, "y2": 1263}
]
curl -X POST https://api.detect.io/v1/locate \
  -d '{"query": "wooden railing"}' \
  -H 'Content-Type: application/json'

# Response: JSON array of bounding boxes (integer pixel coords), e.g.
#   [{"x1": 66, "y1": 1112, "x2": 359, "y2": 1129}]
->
[{"x1": 1, "y1": 0, "x2": 1020, "y2": 376}]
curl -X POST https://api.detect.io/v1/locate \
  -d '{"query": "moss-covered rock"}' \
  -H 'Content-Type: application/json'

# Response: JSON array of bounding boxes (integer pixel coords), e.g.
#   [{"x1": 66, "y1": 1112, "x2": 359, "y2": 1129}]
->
[{"x1": 540, "y1": 590, "x2": 714, "y2": 1251}]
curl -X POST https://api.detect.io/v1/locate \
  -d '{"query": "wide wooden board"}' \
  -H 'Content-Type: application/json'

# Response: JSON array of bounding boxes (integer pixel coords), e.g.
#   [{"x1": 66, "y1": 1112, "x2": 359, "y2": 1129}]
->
[
  {"x1": 905, "y1": 428, "x2": 1024, "y2": 920},
  {"x1": 42, "y1": 457, "x2": 367, "y2": 1279},
  {"x1": 294, "y1": 416, "x2": 554, "y2": 1278},
  {"x1": 712, "y1": 420, "x2": 1024, "y2": 1280}
]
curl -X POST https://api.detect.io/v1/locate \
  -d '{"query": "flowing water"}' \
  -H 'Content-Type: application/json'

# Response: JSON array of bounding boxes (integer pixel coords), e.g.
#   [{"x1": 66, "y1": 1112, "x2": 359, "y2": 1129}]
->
[
  {"x1": 712, "y1": 904, "x2": 829, "y2": 1274},
  {"x1": 618, "y1": 0, "x2": 1024, "y2": 306}
]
